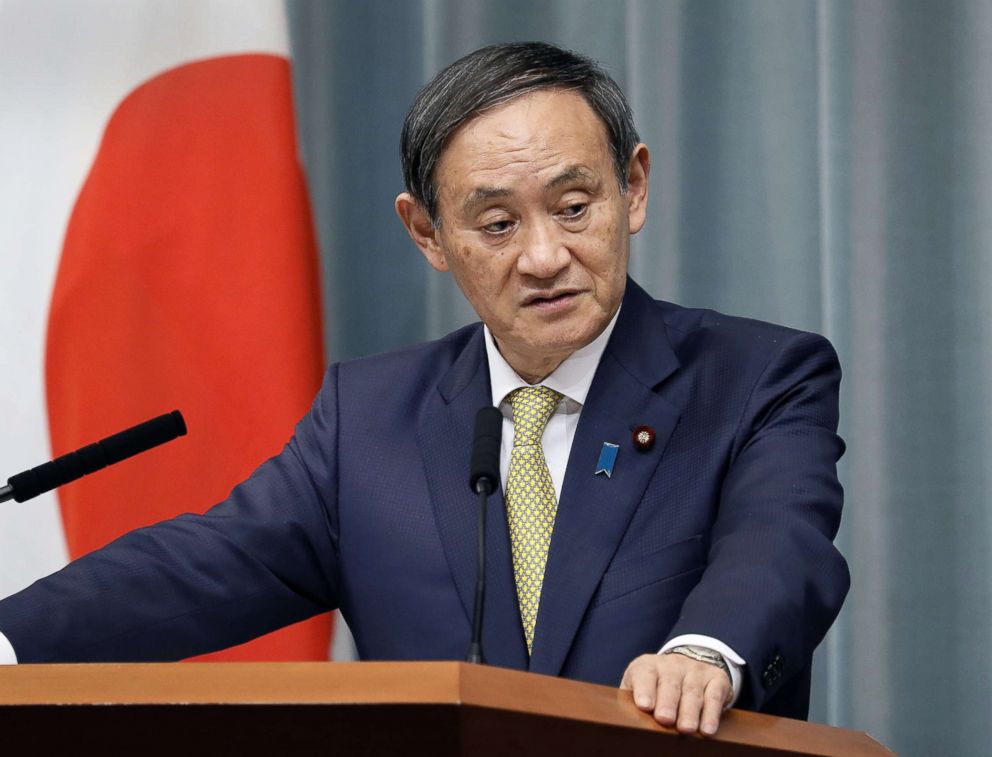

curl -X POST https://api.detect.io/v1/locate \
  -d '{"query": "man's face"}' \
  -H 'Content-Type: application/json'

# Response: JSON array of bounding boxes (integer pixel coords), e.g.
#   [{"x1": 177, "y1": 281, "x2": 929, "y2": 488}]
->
[{"x1": 398, "y1": 88, "x2": 649, "y2": 382}]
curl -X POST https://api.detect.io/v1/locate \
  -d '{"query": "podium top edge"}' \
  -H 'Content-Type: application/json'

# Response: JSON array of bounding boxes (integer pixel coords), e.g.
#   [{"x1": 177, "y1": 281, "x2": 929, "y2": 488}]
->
[{"x1": 0, "y1": 661, "x2": 895, "y2": 756}]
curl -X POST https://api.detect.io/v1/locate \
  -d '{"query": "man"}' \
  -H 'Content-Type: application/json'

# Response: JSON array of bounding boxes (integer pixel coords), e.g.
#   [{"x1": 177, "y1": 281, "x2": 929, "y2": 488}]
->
[{"x1": 0, "y1": 42, "x2": 848, "y2": 736}]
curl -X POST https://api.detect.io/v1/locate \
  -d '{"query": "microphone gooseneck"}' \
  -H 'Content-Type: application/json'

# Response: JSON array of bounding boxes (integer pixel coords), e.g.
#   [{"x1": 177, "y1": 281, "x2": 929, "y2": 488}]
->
[{"x1": 466, "y1": 406, "x2": 502, "y2": 664}]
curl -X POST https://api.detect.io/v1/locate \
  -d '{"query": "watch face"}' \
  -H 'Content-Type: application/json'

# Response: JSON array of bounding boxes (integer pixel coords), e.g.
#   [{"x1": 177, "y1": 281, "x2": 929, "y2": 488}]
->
[
  {"x1": 685, "y1": 645, "x2": 719, "y2": 660},
  {"x1": 666, "y1": 644, "x2": 728, "y2": 667}
]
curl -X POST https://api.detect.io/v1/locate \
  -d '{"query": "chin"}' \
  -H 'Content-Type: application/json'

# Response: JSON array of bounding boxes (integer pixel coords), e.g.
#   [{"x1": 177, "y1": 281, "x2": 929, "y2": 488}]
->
[{"x1": 533, "y1": 327, "x2": 596, "y2": 357}]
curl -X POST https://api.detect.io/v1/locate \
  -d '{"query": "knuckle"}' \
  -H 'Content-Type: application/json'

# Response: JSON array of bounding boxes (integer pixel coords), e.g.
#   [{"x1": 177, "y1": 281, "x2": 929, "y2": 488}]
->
[
  {"x1": 681, "y1": 678, "x2": 705, "y2": 697},
  {"x1": 628, "y1": 655, "x2": 653, "y2": 673},
  {"x1": 705, "y1": 686, "x2": 726, "y2": 703}
]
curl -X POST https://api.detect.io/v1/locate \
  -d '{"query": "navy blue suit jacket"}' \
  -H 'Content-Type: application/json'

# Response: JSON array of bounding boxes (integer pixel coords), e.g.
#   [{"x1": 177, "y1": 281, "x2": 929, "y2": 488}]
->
[{"x1": 0, "y1": 279, "x2": 848, "y2": 718}]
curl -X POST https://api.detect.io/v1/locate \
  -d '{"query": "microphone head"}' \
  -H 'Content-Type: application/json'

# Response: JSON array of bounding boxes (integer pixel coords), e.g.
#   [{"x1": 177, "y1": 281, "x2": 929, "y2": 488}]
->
[
  {"x1": 469, "y1": 406, "x2": 502, "y2": 495},
  {"x1": 169, "y1": 410, "x2": 188, "y2": 436}
]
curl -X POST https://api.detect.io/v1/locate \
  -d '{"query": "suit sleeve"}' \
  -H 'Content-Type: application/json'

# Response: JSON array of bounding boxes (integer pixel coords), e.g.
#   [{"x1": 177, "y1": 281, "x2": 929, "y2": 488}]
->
[
  {"x1": 664, "y1": 332, "x2": 849, "y2": 711},
  {"x1": 0, "y1": 365, "x2": 344, "y2": 663}
]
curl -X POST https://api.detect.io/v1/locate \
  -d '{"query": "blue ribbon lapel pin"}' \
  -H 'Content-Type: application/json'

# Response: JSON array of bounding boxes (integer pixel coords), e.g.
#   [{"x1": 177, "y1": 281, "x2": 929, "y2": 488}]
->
[{"x1": 595, "y1": 442, "x2": 620, "y2": 478}]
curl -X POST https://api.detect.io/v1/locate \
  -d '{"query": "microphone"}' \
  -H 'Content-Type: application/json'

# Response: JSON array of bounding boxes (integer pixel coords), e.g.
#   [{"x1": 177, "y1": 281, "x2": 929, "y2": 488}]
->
[
  {"x1": 466, "y1": 406, "x2": 502, "y2": 664},
  {"x1": 0, "y1": 411, "x2": 187, "y2": 504},
  {"x1": 469, "y1": 406, "x2": 502, "y2": 496}
]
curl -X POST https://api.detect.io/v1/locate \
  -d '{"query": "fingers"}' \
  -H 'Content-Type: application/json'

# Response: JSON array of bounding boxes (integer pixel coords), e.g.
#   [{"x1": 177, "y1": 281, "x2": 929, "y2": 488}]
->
[
  {"x1": 619, "y1": 654, "x2": 662, "y2": 711},
  {"x1": 672, "y1": 673, "x2": 704, "y2": 733},
  {"x1": 672, "y1": 662, "x2": 730, "y2": 735},
  {"x1": 654, "y1": 669, "x2": 682, "y2": 725},
  {"x1": 699, "y1": 677, "x2": 730, "y2": 736},
  {"x1": 620, "y1": 653, "x2": 731, "y2": 737}
]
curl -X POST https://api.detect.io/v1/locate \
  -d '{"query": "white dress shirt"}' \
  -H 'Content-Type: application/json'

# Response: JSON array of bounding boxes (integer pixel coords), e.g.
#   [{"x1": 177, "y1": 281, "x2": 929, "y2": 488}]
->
[
  {"x1": 484, "y1": 307, "x2": 744, "y2": 705},
  {"x1": 0, "y1": 632, "x2": 14, "y2": 664}
]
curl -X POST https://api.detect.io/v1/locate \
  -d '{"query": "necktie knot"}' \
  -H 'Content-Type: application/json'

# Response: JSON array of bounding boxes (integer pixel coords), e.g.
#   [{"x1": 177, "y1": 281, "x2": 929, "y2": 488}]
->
[{"x1": 506, "y1": 386, "x2": 563, "y2": 447}]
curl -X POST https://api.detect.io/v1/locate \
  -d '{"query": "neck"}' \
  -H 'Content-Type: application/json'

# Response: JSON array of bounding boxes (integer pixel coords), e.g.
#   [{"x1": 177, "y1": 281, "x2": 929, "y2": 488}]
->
[
  {"x1": 495, "y1": 347, "x2": 570, "y2": 385},
  {"x1": 516, "y1": 364, "x2": 561, "y2": 385}
]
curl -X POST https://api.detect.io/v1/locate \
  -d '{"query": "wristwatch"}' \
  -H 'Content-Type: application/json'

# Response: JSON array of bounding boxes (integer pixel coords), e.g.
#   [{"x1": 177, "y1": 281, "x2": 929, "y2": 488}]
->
[{"x1": 663, "y1": 644, "x2": 732, "y2": 684}]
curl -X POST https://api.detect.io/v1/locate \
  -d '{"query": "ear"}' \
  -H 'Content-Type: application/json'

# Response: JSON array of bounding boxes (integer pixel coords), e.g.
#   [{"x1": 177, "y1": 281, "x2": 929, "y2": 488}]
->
[
  {"x1": 395, "y1": 192, "x2": 448, "y2": 271},
  {"x1": 625, "y1": 144, "x2": 651, "y2": 235}
]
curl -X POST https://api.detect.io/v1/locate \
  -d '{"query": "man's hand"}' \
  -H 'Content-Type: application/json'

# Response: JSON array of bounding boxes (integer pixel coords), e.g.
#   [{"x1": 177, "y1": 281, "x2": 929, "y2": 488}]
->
[{"x1": 620, "y1": 652, "x2": 732, "y2": 736}]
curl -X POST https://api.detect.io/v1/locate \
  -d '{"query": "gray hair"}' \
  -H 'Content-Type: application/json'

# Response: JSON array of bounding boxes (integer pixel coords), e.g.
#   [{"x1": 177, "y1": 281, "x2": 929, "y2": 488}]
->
[{"x1": 400, "y1": 41, "x2": 640, "y2": 225}]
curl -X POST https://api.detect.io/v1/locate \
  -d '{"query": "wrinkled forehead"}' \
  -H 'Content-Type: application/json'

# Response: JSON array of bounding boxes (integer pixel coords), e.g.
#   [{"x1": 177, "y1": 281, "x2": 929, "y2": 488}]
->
[
  {"x1": 441, "y1": 86, "x2": 609, "y2": 156},
  {"x1": 434, "y1": 89, "x2": 613, "y2": 190}
]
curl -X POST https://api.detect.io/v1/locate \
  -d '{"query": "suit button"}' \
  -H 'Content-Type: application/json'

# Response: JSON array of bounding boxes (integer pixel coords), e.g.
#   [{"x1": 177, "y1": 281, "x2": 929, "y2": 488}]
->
[{"x1": 762, "y1": 654, "x2": 784, "y2": 689}]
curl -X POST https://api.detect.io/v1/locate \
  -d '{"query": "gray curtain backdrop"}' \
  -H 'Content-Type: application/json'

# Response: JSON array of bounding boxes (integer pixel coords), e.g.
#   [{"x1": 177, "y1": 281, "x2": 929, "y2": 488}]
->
[{"x1": 287, "y1": 2, "x2": 992, "y2": 755}]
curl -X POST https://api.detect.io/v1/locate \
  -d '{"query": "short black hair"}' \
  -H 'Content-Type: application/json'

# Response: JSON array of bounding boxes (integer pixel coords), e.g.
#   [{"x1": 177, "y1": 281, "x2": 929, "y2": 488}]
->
[{"x1": 400, "y1": 41, "x2": 640, "y2": 225}]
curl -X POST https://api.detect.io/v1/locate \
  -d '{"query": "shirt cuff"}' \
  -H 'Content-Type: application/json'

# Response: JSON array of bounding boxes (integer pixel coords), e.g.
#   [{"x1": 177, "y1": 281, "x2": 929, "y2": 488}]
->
[
  {"x1": 0, "y1": 632, "x2": 18, "y2": 665},
  {"x1": 660, "y1": 634, "x2": 744, "y2": 708}
]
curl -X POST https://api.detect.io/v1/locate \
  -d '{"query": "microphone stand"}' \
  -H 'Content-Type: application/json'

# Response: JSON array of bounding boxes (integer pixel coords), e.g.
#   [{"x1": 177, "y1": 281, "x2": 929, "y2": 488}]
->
[
  {"x1": 466, "y1": 405, "x2": 501, "y2": 665},
  {"x1": 466, "y1": 476, "x2": 492, "y2": 664}
]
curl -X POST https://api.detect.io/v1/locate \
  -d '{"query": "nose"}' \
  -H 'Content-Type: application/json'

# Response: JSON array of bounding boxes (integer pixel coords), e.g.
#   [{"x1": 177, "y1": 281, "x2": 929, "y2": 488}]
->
[{"x1": 516, "y1": 219, "x2": 570, "y2": 280}]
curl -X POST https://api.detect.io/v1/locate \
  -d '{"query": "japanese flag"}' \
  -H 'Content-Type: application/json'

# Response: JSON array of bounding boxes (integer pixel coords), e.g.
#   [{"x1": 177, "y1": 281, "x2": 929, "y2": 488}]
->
[{"x1": 0, "y1": 0, "x2": 333, "y2": 660}]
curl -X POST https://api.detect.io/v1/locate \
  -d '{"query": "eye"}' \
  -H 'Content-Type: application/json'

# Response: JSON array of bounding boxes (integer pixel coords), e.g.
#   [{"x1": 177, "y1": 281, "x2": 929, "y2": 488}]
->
[
  {"x1": 481, "y1": 219, "x2": 515, "y2": 236},
  {"x1": 559, "y1": 203, "x2": 588, "y2": 221}
]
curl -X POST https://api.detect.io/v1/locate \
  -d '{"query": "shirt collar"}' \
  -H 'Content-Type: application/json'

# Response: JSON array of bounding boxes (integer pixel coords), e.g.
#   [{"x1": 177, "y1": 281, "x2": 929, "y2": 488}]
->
[{"x1": 484, "y1": 305, "x2": 622, "y2": 408}]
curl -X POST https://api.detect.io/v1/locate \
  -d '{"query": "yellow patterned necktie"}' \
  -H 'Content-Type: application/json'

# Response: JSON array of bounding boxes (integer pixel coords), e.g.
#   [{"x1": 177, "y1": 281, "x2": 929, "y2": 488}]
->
[{"x1": 504, "y1": 385, "x2": 564, "y2": 654}]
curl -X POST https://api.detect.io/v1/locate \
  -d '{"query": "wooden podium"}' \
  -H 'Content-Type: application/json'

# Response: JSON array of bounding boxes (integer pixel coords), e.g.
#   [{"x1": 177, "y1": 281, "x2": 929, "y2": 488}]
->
[{"x1": 0, "y1": 661, "x2": 891, "y2": 756}]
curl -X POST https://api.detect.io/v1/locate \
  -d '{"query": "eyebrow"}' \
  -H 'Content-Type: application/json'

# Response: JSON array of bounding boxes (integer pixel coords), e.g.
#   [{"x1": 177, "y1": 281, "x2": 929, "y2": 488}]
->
[
  {"x1": 460, "y1": 165, "x2": 599, "y2": 215},
  {"x1": 546, "y1": 165, "x2": 597, "y2": 188},
  {"x1": 462, "y1": 186, "x2": 512, "y2": 214}
]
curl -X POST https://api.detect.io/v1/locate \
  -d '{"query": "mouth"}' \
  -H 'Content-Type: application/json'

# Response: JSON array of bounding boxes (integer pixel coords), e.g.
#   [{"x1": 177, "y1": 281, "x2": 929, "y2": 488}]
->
[{"x1": 522, "y1": 289, "x2": 582, "y2": 312}]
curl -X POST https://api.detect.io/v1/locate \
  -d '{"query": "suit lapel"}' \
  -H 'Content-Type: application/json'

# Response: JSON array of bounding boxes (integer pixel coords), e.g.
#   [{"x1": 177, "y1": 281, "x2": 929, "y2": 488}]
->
[
  {"x1": 529, "y1": 280, "x2": 682, "y2": 676},
  {"x1": 418, "y1": 328, "x2": 528, "y2": 670}
]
